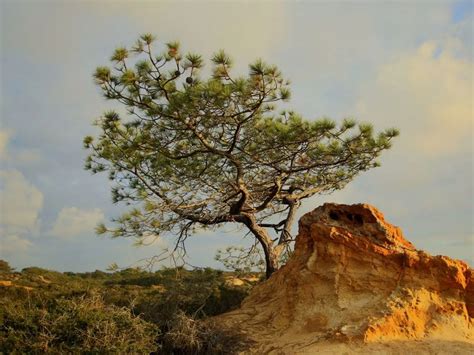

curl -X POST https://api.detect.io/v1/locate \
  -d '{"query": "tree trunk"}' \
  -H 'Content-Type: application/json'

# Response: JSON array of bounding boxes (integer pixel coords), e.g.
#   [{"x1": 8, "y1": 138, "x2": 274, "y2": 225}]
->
[
  {"x1": 242, "y1": 213, "x2": 280, "y2": 279},
  {"x1": 263, "y1": 245, "x2": 279, "y2": 279}
]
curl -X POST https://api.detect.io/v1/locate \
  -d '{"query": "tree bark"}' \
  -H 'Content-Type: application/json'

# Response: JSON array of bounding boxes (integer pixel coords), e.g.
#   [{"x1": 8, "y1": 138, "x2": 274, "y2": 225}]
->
[
  {"x1": 242, "y1": 213, "x2": 280, "y2": 279},
  {"x1": 258, "y1": 239, "x2": 279, "y2": 279}
]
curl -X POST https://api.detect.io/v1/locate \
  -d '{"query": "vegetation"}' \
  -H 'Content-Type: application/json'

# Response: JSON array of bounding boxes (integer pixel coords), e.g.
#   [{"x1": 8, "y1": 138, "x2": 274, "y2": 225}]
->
[
  {"x1": 0, "y1": 260, "x2": 12, "y2": 273},
  {"x1": 84, "y1": 34, "x2": 398, "y2": 278},
  {"x1": 0, "y1": 260, "x2": 258, "y2": 354}
]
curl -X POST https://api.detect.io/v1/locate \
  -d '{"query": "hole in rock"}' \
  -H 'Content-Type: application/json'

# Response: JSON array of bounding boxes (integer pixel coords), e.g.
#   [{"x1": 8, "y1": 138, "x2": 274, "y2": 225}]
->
[
  {"x1": 354, "y1": 214, "x2": 364, "y2": 225},
  {"x1": 329, "y1": 211, "x2": 340, "y2": 220}
]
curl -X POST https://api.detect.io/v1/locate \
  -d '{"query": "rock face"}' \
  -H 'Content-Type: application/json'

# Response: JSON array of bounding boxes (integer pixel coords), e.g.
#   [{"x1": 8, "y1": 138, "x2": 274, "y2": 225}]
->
[{"x1": 218, "y1": 203, "x2": 473, "y2": 353}]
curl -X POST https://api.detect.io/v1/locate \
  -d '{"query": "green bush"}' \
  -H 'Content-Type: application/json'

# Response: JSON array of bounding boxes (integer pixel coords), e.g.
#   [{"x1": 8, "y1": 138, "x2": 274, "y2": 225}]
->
[
  {"x1": 0, "y1": 266, "x2": 259, "y2": 353},
  {"x1": 0, "y1": 291, "x2": 159, "y2": 353},
  {"x1": 122, "y1": 268, "x2": 252, "y2": 326},
  {"x1": 0, "y1": 260, "x2": 13, "y2": 273}
]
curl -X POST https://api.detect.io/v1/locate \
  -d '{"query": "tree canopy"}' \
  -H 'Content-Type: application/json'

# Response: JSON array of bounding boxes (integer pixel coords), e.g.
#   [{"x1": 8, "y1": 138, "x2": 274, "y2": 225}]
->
[{"x1": 85, "y1": 34, "x2": 399, "y2": 277}]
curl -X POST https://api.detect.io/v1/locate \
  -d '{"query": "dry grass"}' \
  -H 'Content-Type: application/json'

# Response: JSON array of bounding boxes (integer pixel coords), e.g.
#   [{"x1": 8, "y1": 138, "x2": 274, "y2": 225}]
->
[
  {"x1": 1, "y1": 290, "x2": 158, "y2": 353},
  {"x1": 160, "y1": 311, "x2": 253, "y2": 354}
]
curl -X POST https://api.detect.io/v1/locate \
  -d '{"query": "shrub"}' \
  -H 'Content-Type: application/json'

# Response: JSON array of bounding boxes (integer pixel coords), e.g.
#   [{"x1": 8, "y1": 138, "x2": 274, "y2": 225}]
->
[
  {"x1": 0, "y1": 260, "x2": 12, "y2": 273},
  {"x1": 124, "y1": 268, "x2": 252, "y2": 326},
  {"x1": 159, "y1": 311, "x2": 252, "y2": 354},
  {"x1": 0, "y1": 266, "x2": 259, "y2": 353},
  {"x1": 0, "y1": 291, "x2": 159, "y2": 353}
]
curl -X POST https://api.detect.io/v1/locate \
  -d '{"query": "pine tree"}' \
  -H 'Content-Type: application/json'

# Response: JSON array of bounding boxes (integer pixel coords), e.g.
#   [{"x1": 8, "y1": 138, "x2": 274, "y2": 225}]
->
[{"x1": 85, "y1": 34, "x2": 399, "y2": 278}]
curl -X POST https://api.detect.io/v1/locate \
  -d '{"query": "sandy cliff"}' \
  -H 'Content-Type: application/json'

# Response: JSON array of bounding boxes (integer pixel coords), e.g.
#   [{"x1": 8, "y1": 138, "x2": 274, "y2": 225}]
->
[{"x1": 218, "y1": 203, "x2": 473, "y2": 354}]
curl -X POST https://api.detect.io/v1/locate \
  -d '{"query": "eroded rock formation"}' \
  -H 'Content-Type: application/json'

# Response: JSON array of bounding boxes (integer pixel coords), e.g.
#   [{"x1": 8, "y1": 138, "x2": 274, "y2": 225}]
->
[{"x1": 218, "y1": 203, "x2": 473, "y2": 353}]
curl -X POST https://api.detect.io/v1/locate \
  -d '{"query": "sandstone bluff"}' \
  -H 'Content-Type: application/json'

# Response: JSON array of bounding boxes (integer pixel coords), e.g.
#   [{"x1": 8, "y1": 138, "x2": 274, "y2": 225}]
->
[{"x1": 217, "y1": 203, "x2": 473, "y2": 354}]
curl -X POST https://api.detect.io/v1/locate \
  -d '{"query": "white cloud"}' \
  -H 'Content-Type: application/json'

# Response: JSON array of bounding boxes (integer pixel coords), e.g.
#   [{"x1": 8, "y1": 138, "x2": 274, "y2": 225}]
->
[
  {"x1": 0, "y1": 170, "x2": 44, "y2": 232},
  {"x1": 15, "y1": 149, "x2": 42, "y2": 164},
  {"x1": 0, "y1": 130, "x2": 10, "y2": 159},
  {"x1": 290, "y1": 2, "x2": 450, "y2": 69},
  {"x1": 0, "y1": 133, "x2": 42, "y2": 260},
  {"x1": 0, "y1": 129, "x2": 42, "y2": 165},
  {"x1": 354, "y1": 38, "x2": 473, "y2": 156},
  {"x1": 1, "y1": 234, "x2": 33, "y2": 255},
  {"x1": 2, "y1": 1, "x2": 289, "y2": 66},
  {"x1": 95, "y1": 1, "x2": 290, "y2": 71},
  {"x1": 50, "y1": 207, "x2": 104, "y2": 239}
]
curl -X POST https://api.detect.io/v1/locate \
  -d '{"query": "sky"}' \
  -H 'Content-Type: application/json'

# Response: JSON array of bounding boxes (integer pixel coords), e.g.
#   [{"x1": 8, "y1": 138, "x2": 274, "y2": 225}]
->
[{"x1": 0, "y1": 0, "x2": 472, "y2": 272}]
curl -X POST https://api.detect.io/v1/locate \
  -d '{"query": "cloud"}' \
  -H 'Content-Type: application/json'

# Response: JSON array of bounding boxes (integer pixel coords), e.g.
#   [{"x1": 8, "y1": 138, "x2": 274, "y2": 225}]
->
[
  {"x1": 2, "y1": 1, "x2": 289, "y2": 69},
  {"x1": 0, "y1": 129, "x2": 42, "y2": 165},
  {"x1": 0, "y1": 132, "x2": 42, "y2": 260},
  {"x1": 354, "y1": 38, "x2": 473, "y2": 156},
  {"x1": 14, "y1": 149, "x2": 42, "y2": 164},
  {"x1": 50, "y1": 207, "x2": 104, "y2": 239},
  {"x1": 1, "y1": 234, "x2": 33, "y2": 254},
  {"x1": 94, "y1": 1, "x2": 290, "y2": 71},
  {"x1": 297, "y1": 30, "x2": 473, "y2": 259},
  {"x1": 0, "y1": 130, "x2": 9, "y2": 159},
  {"x1": 0, "y1": 170, "x2": 44, "y2": 232},
  {"x1": 288, "y1": 1, "x2": 451, "y2": 67}
]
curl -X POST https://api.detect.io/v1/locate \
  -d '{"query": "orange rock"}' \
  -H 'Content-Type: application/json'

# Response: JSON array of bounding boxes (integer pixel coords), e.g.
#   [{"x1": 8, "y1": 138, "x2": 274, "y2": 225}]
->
[{"x1": 216, "y1": 203, "x2": 474, "y2": 353}]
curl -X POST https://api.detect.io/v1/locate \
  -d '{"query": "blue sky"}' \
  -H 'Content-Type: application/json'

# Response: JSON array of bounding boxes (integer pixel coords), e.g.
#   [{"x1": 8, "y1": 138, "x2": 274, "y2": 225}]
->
[{"x1": 1, "y1": 0, "x2": 472, "y2": 271}]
